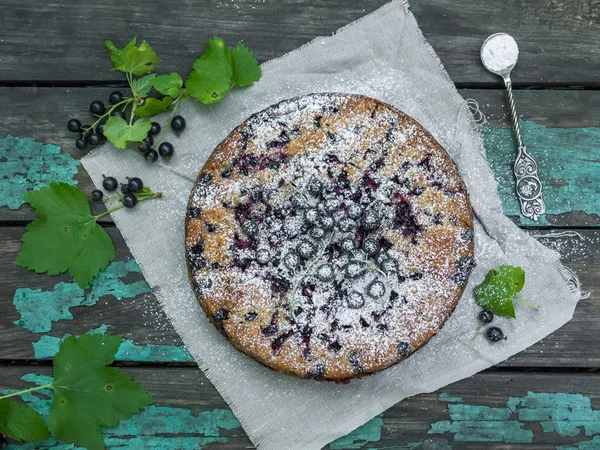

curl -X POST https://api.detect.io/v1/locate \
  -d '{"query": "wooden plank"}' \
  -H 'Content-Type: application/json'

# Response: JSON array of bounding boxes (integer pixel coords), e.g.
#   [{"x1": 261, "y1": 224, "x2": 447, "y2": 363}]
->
[
  {"x1": 1, "y1": 87, "x2": 599, "y2": 226},
  {"x1": 0, "y1": 0, "x2": 598, "y2": 85},
  {"x1": 2, "y1": 365, "x2": 600, "y2": 449},
  {"x1": 0, "y1": 226, "x2": 598, "y2": 368}
]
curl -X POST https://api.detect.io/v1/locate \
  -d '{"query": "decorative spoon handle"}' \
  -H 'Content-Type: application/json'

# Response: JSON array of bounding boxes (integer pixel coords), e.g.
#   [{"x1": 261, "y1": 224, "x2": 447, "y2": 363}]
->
[{"x1": 503, "y1": 75, "x2": 546, "y2": 221}]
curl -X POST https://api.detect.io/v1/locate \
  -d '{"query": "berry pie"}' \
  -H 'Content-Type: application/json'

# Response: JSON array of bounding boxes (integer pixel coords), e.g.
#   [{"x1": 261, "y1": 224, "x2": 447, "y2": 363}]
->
[{"x1": 185, "y1": 93, "x2": 475, "y2": 382}]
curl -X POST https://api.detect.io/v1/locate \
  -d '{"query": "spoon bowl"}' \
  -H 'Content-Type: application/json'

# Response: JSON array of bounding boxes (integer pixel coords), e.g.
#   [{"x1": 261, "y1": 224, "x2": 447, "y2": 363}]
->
[{"x1": 480, "y1": 32, "x2": 519, "y2": 77}]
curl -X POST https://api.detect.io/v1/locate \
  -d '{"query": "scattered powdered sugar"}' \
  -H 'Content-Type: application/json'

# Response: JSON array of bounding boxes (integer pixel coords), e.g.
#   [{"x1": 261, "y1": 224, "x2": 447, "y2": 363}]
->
[
  {"x1": 186, "y1": 93, "x2": 474, "y2": 379},
  {"x1": 481, "y1": 33, "x2": 519, "y2": 73}
]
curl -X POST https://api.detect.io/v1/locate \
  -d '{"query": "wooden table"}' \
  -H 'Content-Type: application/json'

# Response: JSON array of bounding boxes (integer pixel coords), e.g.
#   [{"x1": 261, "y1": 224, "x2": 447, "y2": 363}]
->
[{"x1": 1, "y1": 1, "x2": 599, "y2": 448}]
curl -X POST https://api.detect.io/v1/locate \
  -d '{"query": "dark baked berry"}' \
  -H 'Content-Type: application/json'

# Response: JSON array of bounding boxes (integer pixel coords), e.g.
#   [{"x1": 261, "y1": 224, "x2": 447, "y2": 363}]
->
[
  {"x1": 363, "y1": 209, "x2": 380, "y2": 230},
  {"x1": 256, "y1": 248, "x2": 270, "y2": 265},
  {"x1": 75, "y1": 138, "x2": 88, "y2": 150},
  {"x1": 67, "y1": 118, "x2": 81, "y2": 133},
  {"x1": 367, "y1": 280, "x2": 386, "y2": 298},
  {"x1": 284, "y1": 252, "x2": 300, "y2": 270},
  {"x1": 304, "y1": 208, "x2": 319, "y2": 225},
  {"x1": 297, "y1": 240, "x2": 317, "y2": 259},
  {"x1": 171, "y1": 115, "x2": 186, "y2": 131},
  {"x1": 340, "y1": 237, "x2": 356, "y2": 252},
  {"x1": 397, "y1": 341, "x2": 410, "y2": 357},
  {"x1": 320, "y1": 215, "x2": 335, "y2": 230},
  {"x1": 345, "y1": 261, "x2": 366, "y2": 278},
  {"x1": 316, "y1": 264, "x2": 334, "y2": 281},
  {"x1": 310, "y1": 227, "x2": 325, "y2": 240},
  {"x1": 89, "y1": 100, "x2": 105, "y2": 116},
  {"x1": 362, "y1": 238, "x2": 379, "y2": 255},
  {"x1": 380, "y1": 258, "x2": 398, "y2": 274},
  {"x1": 150, "y1": 121, "x2": 161, "y2": 135},
  {"x1": 291, "y1": 192, "x2": 309, "y2": 209},
  {"x1": 243, "y1": 220, "x2": 259, "y2": 236},
  {"x1": 346, "y1": 203, "x2": 363, "y2": 220},
  {"x1": 121, "y1": 193, "x2": 138, "y2": 208},
  {"x1": 283, "y1": 216, "x2": 304, "y2": 238},
  {"x1": 102, "y1": 176, "x2": 118, "y2": 191},
  {"x1": 127, "y1": 177, "x2": 143, "y2": 193},
  {"x1": 486, "y1": 327, "x2": 505, "y2": 342},
  {"x1": 347, "y1": 291, "x2": 365, "y2": 309},
  {"x1": 306, "y1": 178, "x2": 322, "y2": 196},
  {"x1": 325, "y1": 198, "x2": 340, "y2": 212},
  {"x1": 221, "y1": 167, "x2": 232, "y2": 179},
  {"x1": 109, "y1": 91, "x2": 124, "y2": 105},
  {"x1": 91, "y1": 190, "x2": 103, "y2": 201},
  {"x1": 337, "y1": 217, "x2": 355, "y2": 232},
  {"x1": 145, "y1": 149, "x2": 158, "y2": 163},
  {"x1": 244, "y1": 311, "x2": 258, "y2": 321},
  {"x1": 479, "y1": 310, "x2": 494, "y2": 324}
]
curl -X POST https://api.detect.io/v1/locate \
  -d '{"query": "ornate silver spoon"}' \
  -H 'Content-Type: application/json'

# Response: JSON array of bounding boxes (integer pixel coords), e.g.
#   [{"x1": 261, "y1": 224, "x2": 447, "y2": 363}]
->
[{"x1": 481, "y1": 32, "x2": 546, "y2": 221}]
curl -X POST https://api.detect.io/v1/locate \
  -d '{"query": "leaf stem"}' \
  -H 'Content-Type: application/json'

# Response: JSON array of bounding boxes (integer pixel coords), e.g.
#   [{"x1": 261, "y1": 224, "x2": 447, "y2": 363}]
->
[
  {"x1": 94, "y1": 191, "x2": 163, "y2": 220},
  {"x1": 515, "y1": 296, "x2": 540, "y2": 310},
  {"x1": 0, "y1": 383, "x2": 53, "y2": 400},
  {"x1": 158, "y1": 95, "x2": 183, "y2": 143},
  {"x1": 82, "y1": 98, "x2": 134, "y2": 134}
]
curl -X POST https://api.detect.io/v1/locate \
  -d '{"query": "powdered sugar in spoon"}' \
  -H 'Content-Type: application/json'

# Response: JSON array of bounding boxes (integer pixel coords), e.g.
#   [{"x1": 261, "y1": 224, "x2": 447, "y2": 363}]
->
[{"x1": 481, "y1": 33, "x2": 546, "y2": 221}]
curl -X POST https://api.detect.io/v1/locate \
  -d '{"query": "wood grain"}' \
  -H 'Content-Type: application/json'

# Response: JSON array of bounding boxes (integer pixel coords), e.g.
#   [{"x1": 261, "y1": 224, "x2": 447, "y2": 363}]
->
[
  {"x1": 0, "y1": 0, "x2": 598, "y2": 85},
  {"x1": 1, "y1": 226, "x2": 597, "y2": 367},
  {"x1": 2, "y1": 365, "x2": 600, "y2": 449},
  {"x1": 0, "y1": 87, "x2": 599, "y2": 226}
]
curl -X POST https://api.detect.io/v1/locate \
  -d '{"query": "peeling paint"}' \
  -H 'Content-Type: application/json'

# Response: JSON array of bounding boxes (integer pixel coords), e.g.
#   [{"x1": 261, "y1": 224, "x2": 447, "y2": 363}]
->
[
  {"x1": 2, "y1": 374, "x2": 241, "y2": 450},
  {"x1": 13, "y1": 260, "x2": 150, "y2": 333},
  {"x1": 0, "y1": 135, "x2": 79, "y2": 209},
  {"x1": 483, "y1": 121, "x2": 600, "y2": 226},
  {"x1": 33, "y1": 325, "x2": 192, "y2": 362},
  {"x1": 330, "y1": 414, "x2": 383, "y2": 449}
]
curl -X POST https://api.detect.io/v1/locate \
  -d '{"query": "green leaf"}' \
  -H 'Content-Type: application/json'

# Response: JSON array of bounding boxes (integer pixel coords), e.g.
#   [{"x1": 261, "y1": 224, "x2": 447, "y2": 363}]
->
[
  {"x1": 134, "y1": 97, "x2": 173, "y2": 117},
  {"x1": 186, "y1": 37, "x2": 233, "y2": 104},
  {"x1": 131, "y1": 74, "x2": 156, "y2": 97},
  {"x1": 105, "y1": 38, "x2": 160, "y2": 75},
  {"x1": 0, "y1": 398, "x2": 48, "y2": 442},
  {"x1": 105, "y1": 37, "x2": 137, "y2": 69},
  {"x1": 103, "y1": 116, "x2": 152, "y2": 148},
  {"x1": 151, "y1": 72, "x2": 183, "y2": 97},
  {"x1": 474, "y1": 265, "x2": 526, "y2": 318},
  {"x1": 48, "y1": 333, "x2": 154, "y2": 450},
  {"x1": 15, "y1": 183, "x2": 115, "y2": 288},
  {"x1": 230, "y1": 42, "x2": 262, "y2": 86}
]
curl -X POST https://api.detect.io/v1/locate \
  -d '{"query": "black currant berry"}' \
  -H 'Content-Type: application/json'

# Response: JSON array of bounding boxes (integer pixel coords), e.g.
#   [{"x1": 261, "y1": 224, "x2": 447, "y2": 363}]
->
[
  {"x1": 127, "y1": 177, "x2": 144, "y2": 193},
  {"x1": 91, "y1": 190, "x2": 103, "y2": 201},
  {"x1": 80, "y1": 125, "x2": 92, "y2": 139},
  {"x1": 67, "y1": 118, "x2": 81, "y2": 133},
  {"x1": 87, "y1": 133, "x2": 102, "y2": 146},
  {"x1": 138, "y1": 140, "x2": 152, "y2": 154},
  {"x1": 144, "y1": 134, "x2": 154, "y2": 146},
  {"x1": 102, "y1": 176, "x2": 118, "y2": 191},
  {"x1": 362, "y1": 238, "x2": 379, "y2": 255},
  {"x1": 121, "y1": 193, "x2": 138, "y2": 208},
  {"x1": 96, "y1": 122, "x2": 105, "y2": 137},
  {"x1": 75, "y1": 138, "x2": 88, "y2": 150},
  {"x1": 347, "y1": 203, "x2": 363, "y2": 220},
  {"x1": 120, "y1": 184, "x2": 131, "y2": 194},
  {"x1": 89, "y1": 100, "x2": 106, "y2": 116},
  {"x1": 111, "y1": 110, "x2": 126, "y2": 120},
  {"x1": 158, "y1": 142, "x2": 174, "y2": 158},
  {"x1": 306, "y1": 178, "x2": 322, "y2": 196},
  {"x1": 171, "y1": 115, "x2": 186, "y2": 131},
  {"x1": 109, "y1": 91, "x2": 124, "y2": 105},
  {"x1": 150, "y1": 121, "x2": 161, "y2": 135},
  {"x1": 479, "y1": 310, "x2": 494, "y2": 324},
  {"x1": 486, "y1": 327, "x2": 505, "y2": 342},
  {"x1": 145, "y1": 149, "x2": 158, "y2": 163}
]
